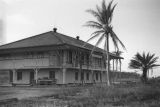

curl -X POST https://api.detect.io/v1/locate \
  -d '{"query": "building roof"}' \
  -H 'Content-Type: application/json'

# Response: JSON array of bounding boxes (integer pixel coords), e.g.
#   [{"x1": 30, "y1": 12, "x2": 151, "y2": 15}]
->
[{"x1": 0, "y1": 29, "x2": 123, "y2": 59}]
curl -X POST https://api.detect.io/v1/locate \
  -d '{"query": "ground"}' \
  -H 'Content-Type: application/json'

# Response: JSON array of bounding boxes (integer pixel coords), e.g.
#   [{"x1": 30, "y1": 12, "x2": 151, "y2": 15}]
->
[
  {"x1": 1, "y1": 79, "x2": 160, "y2": 107},
  {"x1": 0, "y1": 86, "x2": 60, "y2": 100}
]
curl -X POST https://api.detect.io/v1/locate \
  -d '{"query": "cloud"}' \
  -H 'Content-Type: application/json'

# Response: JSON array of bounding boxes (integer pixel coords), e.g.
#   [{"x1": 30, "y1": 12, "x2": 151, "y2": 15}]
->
[
  {"x1": 1, "y1": 0, "x2": 26, "y2": 4},
  {"x1": 7, "y1": 14, "x2": 34, "y2": 25}
]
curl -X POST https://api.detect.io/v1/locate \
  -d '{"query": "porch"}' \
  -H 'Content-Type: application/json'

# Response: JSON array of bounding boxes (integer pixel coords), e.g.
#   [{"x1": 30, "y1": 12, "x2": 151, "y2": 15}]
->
[
  {"x1": 9, "y1": 68, "x2": 61, "y2": 86},
  {"x1": 4, "y1": 67, "x2": 108, "y2": 86}
]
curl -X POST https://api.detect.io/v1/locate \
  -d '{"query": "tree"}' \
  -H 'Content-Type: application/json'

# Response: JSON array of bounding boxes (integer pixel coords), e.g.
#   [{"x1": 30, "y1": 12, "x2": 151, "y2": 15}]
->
[
  {"x1": 129, "y1": 52, "x2": 160, "y2": 83},
  {"x1": 84, "y1": 0, "x2": 126, "y2": 86}
]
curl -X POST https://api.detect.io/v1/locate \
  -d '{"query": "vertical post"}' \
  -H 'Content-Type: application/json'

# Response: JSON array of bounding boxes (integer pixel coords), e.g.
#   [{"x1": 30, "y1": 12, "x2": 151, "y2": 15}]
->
[
  {"x1": 113, "y1": 59, "x2": 114, "y2": 71},
  {"x1": 12, "y1": 69, "x2": 16, "y2": 84},
  {"x1": 100, "y1": 71, "x2": 102, "y2": 83},
  {"x1": 115, "y1": 59, "x2": 118, "y2": 72},
  {"x1": 35, "y1": 69, "x2": 38, "y2": 84},
  {"x1": 91, "y1": 70, "x2": 95, "y2": 84},
  {"x1": 62, "y1": 68, "x2": 66, "y2": 84},
  {"x1": 119, "y1": 59, "x2": 121, "y2": 82}
]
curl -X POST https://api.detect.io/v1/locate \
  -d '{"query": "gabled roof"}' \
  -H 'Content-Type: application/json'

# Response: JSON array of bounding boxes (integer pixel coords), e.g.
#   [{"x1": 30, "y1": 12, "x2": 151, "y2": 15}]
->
[{"x1": 0, "y1": 30, "x2": 123, "y2": 59}]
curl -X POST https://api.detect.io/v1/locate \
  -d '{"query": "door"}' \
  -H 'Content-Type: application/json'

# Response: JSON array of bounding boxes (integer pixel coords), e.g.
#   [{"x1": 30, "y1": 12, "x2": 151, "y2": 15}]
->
[
  {"x1": 30, "y1": 71, "x2": 34, "y2": 83},
  {"x1": 49, "y1": 71, "x2": 55, "y2": 79},
  {"x1": 9, "y1": 70, "x2": 13, "y2": 83}
]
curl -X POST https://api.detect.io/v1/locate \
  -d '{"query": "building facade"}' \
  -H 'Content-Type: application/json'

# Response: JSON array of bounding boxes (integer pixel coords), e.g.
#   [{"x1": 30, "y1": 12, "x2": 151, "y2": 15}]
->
[{"x1": 0, "y1": 28, "x2": 122, "y2": 85}]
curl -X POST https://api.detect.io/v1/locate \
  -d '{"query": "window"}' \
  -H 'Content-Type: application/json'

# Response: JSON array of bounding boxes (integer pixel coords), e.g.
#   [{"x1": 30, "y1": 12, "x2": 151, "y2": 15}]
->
[
  {"x1": 97, "y1": 58, "x2": 102, "y2": 67},
  {"x1": 81, "y1": 53, "x2": 85, "y2": 65},
  {"x1": 0, "y1": 54, "x2": 11, "y2": 60},
  {"x1": 49, "y1": 71, "x2": 55, "y2": 79},
  {"x1": 68, "y1": 50, "x2": 72, "y2": 63},
  {"x1": 86, "y1": 72, "x2": 89, "y2": 80},
  {"x1": 81, "y1": 72, "x2": 84, "y2": 80},
  {"x1": 75, "y1": 72, "x2": 78, "y2": 80},
  {"x1": 37, "y1": 52, "x2": 44, "y2": 58},
  {"x1": 96, "y1": 73, "x2": 98, "y2": 80},
  {"x1": 17, "y1": 71, "x2": 22, "y2": 80},
  {"x1": 95, "y1": 58, "x2": 102, "y2": 67},
  {"x1": 86, "y1": 54, "x2": 90, "y2": 65},
  {"x1": 100, "y1": 73, "x2": 102, "y2": 81}
]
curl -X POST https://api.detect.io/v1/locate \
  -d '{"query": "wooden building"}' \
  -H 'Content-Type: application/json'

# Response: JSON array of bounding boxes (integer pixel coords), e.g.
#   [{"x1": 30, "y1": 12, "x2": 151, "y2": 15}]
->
[{"x1": 0, "y1": 28, "x2": 123, "y2": 86}]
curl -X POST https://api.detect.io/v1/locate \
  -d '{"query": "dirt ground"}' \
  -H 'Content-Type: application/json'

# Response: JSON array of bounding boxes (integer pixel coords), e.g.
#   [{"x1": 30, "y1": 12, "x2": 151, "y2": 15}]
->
[{"x1": 0, "y1": 86, "x2": 60, "y2": 100}]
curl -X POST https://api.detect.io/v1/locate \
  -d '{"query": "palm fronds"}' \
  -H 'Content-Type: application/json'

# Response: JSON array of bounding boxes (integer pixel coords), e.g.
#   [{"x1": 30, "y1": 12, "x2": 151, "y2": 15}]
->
[{"x1": 129, "y1": 52, "x2": 160, "y2": 82}]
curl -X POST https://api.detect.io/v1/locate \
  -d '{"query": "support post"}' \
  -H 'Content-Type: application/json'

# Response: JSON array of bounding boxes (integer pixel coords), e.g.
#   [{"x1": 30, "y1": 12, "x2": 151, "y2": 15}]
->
[
  {"x1": 62, "y1": 68, "x2": 66, "y2": 84},
  {"x1": 116, "y1": 59, "x2": 118, "y2": 72},
  {"x1": 100, "y1": 71, "x2": 102, "y2": 83},
  {"x1": 113, "y1": 59, "x2": 114, "y2": 71},
  {"x1": 34, "y1": 69, "x2": 38, "y2": 84},
  {"x1": 119, "y1": 59, "x2": 121, "y2": 82},
  {"x1": 12, "y1": 69, "x2": 16, "y2": 84},
  {"x1": 91, "y1": 70, "x2": 94, "y2": 84}
]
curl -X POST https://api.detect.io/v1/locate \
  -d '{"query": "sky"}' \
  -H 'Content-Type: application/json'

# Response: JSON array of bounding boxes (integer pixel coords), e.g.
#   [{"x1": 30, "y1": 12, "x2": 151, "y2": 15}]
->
[{"x1": 0, "y1": 0, "x2": 160, "y2": 77}]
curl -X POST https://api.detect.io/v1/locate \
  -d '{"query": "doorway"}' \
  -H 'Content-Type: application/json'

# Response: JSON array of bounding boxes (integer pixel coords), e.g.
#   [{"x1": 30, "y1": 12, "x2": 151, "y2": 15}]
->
[
  {"x1": 49, "y1": 71, "x2": 55, "y2": 79},
  {"x1": 9, "y1": 70, "x2": 13, "y2": 83},
  {"x1": 30, "y1": 71, "x2": 34, "y2": 84}
]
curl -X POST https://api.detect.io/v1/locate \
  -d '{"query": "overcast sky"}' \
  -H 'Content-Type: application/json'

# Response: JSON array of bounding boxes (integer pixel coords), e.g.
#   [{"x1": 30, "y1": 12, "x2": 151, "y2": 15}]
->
[{"x1": 1, "y1": 0, "x2": 160, "y2": 76}]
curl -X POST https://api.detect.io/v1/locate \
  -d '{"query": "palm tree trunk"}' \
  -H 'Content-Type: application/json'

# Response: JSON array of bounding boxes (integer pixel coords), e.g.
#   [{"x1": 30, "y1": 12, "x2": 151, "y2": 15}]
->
[
  {"x1": 113, "y1": 59, "x2": 114, "y2": 83},
  {"x1": 106, "y1": 35, "x2": 110, "y2": 86},
  {"x1": 119, "y1": 60, "x2": 121, "y2": 72},
  {"x1": 142, "y1": 68, "x2": 147, "y2": 83}
]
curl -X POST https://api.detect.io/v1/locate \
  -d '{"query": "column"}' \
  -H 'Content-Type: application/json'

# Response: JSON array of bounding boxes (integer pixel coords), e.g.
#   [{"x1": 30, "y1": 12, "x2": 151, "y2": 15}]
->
[
  {"x1": 91, "y1": 70, "x2": 94, "y2": 83},
  {"x1": 12, "y1": 69, "x2": 16, "y2": 84},
  {"x1": 100, "y1": 71, "x2": 102, "y2": 83},
  {"x1": 119, "y1": 59, "x2": 121, "y2": 81},
  {"x1": 34, "y1": 69, "x2": 38, "y2": 84},
  {"x1": 112, "y1": 59, "x2": 115, "y2": 82},
  {"x1": 63, "y1": 51, "x2": 67, "y2": 67},
  {"x1": 113, "y1": 59, "x2": 114, "y2": 71},
  {"x1": 62, "y1": 68, "x2": 66, "y2": 84}
]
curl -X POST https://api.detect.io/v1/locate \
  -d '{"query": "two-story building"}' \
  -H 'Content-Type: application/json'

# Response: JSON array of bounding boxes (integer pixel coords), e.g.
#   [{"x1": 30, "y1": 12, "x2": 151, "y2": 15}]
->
[{"x1": 0, "y1": 28, "x2": 123, "y2": 86}]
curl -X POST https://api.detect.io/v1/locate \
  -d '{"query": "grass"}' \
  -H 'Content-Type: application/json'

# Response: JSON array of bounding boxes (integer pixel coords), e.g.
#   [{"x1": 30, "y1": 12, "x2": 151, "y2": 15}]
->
[
  {"x1": 1, "y1": 79, "x2": 160, "y2": 107},
  {"x1": 65, "y1": 81, "x2": 160, "y2": 107}
]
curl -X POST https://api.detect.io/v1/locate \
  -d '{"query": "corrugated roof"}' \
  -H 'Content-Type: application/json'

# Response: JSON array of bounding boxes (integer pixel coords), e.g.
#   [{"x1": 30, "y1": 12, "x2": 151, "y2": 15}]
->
[
  {"x1": 0, "y1": 30, "x2": 123, "y2": 59},
  {"x1": 0, "y1": 31, "x2": 62, "y2": 49},
  {"x1": 0, "y1": 31, "x2": 99, "y2": 51}
]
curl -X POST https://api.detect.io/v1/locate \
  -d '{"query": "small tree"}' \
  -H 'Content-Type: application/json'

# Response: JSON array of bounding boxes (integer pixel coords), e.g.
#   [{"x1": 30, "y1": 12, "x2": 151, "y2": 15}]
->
[{"x1": 129, "y1": 52, "x2": 160, "y2": 83}]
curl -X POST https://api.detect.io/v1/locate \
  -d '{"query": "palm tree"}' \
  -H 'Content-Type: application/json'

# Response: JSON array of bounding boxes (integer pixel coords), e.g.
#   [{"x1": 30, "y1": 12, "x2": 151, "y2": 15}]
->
[
  {"x1": 84, "y1": 0, "x2": 126, "y2": 86},
  {"x1": 129, "y1": 52, "x2": 160, "y2": 83}
]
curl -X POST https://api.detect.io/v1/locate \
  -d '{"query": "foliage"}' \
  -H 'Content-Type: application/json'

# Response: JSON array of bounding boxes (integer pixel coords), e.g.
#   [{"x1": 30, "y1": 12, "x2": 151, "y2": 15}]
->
[
  {"x1": 85, "y1": 0, "x2": 126, "y2": 52},
  {"x1": 2, "y1": 81, "x2": 160, "y2": 107},
  {"x1": 67, "y1": 82, "x2": 160, "y2": 107},
  {"x1": 129, "y1": 52, "x2": 160, "y2": 82},
  {"x1": 85, "y1": 0, "x2": 126, "y2": 86}
]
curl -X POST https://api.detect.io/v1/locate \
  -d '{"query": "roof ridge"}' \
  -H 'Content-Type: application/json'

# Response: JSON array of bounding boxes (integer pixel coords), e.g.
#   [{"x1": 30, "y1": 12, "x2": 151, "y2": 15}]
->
[{"x1": 51, "y1": 32, "x2": 66, "y2": 44}]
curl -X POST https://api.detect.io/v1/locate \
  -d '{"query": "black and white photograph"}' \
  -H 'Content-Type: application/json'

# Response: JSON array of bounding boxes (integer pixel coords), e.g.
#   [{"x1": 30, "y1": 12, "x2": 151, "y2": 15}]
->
[{"x1": 0, "y1": 0, "x2": 160, "y2": 106}]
